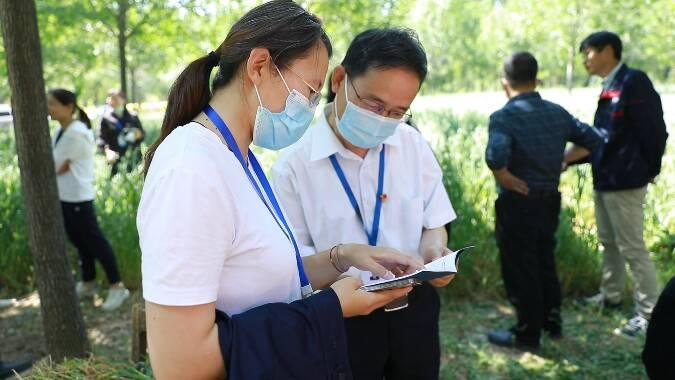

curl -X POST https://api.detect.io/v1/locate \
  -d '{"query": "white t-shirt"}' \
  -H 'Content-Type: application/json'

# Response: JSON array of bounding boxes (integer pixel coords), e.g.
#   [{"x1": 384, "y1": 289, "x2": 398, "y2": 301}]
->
[
  {"x1": 138, "y1": 122, "x2": 301, "y2": 316},
  {"x1": 52, "y1": 120, "x2": 95, "y2": 202},
  {"x1": 272, "y1": 105, "x2": 456, "y2": 282}
]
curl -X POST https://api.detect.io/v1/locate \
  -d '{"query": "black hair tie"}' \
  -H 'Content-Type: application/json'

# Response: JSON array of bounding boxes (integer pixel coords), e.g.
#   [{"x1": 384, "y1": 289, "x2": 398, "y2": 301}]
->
[{"x1": 208, "y1": 51, "x2": 220, "y2": 66}]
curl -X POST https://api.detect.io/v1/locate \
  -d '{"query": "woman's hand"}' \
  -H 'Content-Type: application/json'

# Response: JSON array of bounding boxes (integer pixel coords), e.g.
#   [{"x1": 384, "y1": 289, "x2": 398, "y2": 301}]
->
[
  {"x1": 338, "y1": 244, "x2": 424, "y2": 279},
  {"x1": 331, "y1": 277, "x2": 412, "y2": 318}
]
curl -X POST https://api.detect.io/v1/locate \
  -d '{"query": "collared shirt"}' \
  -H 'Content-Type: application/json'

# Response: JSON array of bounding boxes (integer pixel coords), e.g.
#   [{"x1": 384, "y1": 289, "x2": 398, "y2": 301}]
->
[
  {"x1": 52, "y1": 120, "x2": 95, "y2": 202},
  {"x1": 602, "y1": 62, "x2": 624, "y2": 90},
  {"x1": 272, "y1": 104, "x2": 456, "y2": 281},
  {"x1": 485, "y1": 92, "x2": 605, "y2": 192}
]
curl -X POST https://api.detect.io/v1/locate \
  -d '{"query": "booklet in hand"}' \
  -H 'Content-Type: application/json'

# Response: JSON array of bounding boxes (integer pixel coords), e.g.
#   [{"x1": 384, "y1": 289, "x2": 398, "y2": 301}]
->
[{"x1": 360, "y1": 246, "x2": 474, "y2": 292}]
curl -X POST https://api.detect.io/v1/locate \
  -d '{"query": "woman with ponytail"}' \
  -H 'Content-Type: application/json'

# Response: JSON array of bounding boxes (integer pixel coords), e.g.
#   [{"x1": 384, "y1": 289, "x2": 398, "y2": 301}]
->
[
  {"x1": 137, "y1": 1, "x2": 422, "y2": 379},
  {"x1": 47, "y1": 89, "x2": 130, "y2": 311}
]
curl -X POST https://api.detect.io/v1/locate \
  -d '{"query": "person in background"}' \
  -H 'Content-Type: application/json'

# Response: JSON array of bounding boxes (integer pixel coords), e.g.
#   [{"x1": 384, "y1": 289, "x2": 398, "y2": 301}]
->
[
  {"x1": 272, "y1": 28, "x2": 456, "y2": 380},
  {"x1": 98, "y1": 89, "x2": 144, "y2": 176},
  {"x1": 137, "y1": 2, "x2": 422, "y2": 379},
  {"x1": 642, "y1": 276, "x2": 675, "y2": 379},
  {"x1": 485, "y1": 52, "x2": 604, "y2": 351},
  {"x1": 568, "y1": 31, "x2": 668, "y2": 337},
  {"x1": 47, "y1": 89, "x2": 130, "y2": 311}
]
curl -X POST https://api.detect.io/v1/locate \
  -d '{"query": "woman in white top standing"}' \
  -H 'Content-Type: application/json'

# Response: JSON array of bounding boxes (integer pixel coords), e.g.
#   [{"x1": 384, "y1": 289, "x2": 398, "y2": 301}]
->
[
  {"x1": 137, "y1": 1, "x2": 422, "y2": 379},
  {"x1": 47, "y1": 89, "x2": 129, "y2": 311}
]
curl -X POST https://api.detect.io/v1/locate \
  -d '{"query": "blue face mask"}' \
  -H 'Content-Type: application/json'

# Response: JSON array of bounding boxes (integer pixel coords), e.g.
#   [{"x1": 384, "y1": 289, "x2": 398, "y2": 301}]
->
[
  {"x1": 252, "y1": 65, "x2": 317, "y2": 150},
  {"x1": 334, "y1": 75, "x2": 400, "y2": 149}
]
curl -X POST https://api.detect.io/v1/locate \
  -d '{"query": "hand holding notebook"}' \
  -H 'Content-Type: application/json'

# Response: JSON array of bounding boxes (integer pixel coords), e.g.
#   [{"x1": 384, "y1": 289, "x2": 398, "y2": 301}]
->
[{"x1": 360, "y1": 246, "x2": 474, "y2": 292}]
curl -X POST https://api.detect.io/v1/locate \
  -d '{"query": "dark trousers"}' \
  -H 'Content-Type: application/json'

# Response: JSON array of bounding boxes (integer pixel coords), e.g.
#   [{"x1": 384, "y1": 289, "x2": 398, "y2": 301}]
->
[
  {"x1": 495, "y1": 191, "x2": 562, "y2": 344},
  {"x1": 61, "y1": 201, "x2": 121, "y2": 284},
  {"x1": 344, "y1": 283, "x2": 440, "y2": 380},
  {"x1": 642, "y1": 276, "x2": 675, "y2": 380}
]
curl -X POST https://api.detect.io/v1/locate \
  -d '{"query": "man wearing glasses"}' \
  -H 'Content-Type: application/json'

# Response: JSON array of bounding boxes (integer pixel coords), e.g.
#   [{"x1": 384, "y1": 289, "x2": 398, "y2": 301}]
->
[{"x1": 272, "y1": 28, "x2": 456, "y2": 380}]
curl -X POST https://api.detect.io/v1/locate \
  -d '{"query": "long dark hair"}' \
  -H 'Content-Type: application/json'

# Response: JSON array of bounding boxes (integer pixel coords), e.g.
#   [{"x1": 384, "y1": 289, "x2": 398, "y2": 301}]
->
[
  {"x1": 48, "y1": 89, "x2": 91, "y2": 129},
  {"x1": 143, "y1": 0, "x2": 332, "y2": 176}
]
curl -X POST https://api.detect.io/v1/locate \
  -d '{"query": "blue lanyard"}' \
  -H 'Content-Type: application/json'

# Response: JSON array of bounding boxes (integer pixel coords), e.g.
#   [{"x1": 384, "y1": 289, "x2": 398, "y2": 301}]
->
[
  {"x1": 204, "y1": 105, "x2": 312, "y2": 298},
  {"x1": 329, "y1": 147, "x2": 385, "y2": 246}
]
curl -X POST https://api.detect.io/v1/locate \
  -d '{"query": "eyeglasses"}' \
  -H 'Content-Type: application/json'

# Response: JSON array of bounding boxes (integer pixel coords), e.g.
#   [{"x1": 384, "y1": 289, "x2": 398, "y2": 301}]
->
[
  {"x1": 281, "y1": 64, "x2": 322, "y2": 107},
  {"x1": 347, "y1": 77, "x2": 412, "y2": 121}
]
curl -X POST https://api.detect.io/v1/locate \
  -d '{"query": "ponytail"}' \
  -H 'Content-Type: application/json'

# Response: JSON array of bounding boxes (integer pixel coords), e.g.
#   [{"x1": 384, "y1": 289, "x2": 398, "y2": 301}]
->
[
  {"x1": 76, "y1": 106, "x2": 91, "y2": 129},
  {"x1": 143, "y1": 53, "x2": 218, "y2": 176}
]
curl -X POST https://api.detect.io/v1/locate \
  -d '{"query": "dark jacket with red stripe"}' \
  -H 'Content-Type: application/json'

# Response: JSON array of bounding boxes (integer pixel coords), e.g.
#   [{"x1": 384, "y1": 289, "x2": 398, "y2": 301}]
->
[{"x1": 591, "y1": 64, "x2": 668, "y2": 191}]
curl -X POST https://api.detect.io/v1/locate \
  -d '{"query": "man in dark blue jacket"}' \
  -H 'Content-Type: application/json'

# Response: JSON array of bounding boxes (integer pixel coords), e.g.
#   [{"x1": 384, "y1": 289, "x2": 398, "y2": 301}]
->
[{"x1": 567, "y1": 31, "x2": 668, "y2": 338}]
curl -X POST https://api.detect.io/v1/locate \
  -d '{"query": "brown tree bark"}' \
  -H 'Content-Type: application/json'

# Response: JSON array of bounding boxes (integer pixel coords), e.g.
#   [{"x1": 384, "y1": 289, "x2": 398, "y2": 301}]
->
[{"x1": 0, "y1": 0, "x2": 90, "y2": 361}]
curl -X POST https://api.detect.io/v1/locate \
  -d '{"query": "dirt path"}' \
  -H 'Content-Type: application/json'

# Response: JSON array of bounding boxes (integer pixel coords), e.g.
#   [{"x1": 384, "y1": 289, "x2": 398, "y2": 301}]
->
[{"x1": 1, "y1": 290, "x2": 141, "y2": 365}]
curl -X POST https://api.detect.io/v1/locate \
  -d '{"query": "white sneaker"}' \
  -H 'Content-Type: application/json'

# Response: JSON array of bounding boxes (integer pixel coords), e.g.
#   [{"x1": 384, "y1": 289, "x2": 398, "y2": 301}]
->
[
  {"x1": 614, "y1": 315, "x2": 649, "y2": 338},
  {"x1": 75, "y1": 281, "x2": 97, "y2": 298},
  {"x1": 102, "y1": 286, "x2": 130, "y2": 311}
]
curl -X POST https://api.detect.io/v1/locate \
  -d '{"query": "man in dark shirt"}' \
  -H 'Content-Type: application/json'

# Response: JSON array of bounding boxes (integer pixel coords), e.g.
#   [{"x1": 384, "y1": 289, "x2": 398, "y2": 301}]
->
[
  {"x1": 568, "y1": 31, "x2": 668, "y2": 338},
  {"x1": 485, "y1": 52, "x2": 604, "y2": 350}
]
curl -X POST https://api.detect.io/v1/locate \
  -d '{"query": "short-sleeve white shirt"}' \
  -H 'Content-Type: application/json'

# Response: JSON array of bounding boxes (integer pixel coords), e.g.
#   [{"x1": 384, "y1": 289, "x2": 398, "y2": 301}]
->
[
  {"x1": 52, "y1": 120, "x2": 95, "y2": 202},
  {"x1": 272, "y1": 105, "x2": 456, "y2": 281},
  {"x1": 138, "y1": 122, "x2": 301, "y2": 315}
]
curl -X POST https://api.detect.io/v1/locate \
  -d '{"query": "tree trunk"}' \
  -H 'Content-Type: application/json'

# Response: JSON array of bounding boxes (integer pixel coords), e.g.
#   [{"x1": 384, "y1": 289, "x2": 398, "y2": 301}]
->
[
  {"x1": 0, "y1": 0, "x2": 90, "y2": 361},
  {"x1": 130, "y1": 64, "x2": 138, "y2": 104},
  {"x1": 565, "y1": 43, "x2": 575, "y2": 92},
  {"x1": 117, "y1": 0, "x2": 129, "y2": 95}
]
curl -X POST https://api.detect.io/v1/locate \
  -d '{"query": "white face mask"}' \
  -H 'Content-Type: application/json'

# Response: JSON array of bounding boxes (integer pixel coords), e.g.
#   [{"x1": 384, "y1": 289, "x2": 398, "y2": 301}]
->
[
  {"x1": 334, "y1": 75, "x2": 400, "y2": 149},
  {"x1": 252, "y1": 65, "x2": 317, "y2": 150}
]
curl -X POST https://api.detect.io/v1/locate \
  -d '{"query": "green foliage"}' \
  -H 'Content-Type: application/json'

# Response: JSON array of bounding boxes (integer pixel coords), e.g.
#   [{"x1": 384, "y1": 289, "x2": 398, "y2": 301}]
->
[
  {"x1": 2, "y1": 0, "x2": 672, "y2": 104},
  {"x1": 1, "y1": 108, "x2": 672, "y2": 297}
]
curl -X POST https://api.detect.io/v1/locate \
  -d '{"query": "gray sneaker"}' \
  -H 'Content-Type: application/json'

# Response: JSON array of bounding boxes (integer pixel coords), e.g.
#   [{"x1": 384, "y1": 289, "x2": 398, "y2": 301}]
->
[
  {"x1": 582, "y1": 293, "x2": 621, "y2": 309},
  {"x1": 75, "y1": 281, "x2": 97, "y2": 298},
  {"x1": 614, "y1": 315, "x2": 648, "y2": 338},
  {"x1": 102, "y1": 286, "x2": 130, "y2": 311}
]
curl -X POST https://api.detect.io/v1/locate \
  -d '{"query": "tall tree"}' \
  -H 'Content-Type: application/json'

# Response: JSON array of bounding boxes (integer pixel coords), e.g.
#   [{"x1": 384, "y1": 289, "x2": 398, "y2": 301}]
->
[
  {"x1": 0, "y1": 0, "x2": 90, "y2": 360},
  {"x1": 84, "y1": 0, "x2": 165, "y2": 95}
]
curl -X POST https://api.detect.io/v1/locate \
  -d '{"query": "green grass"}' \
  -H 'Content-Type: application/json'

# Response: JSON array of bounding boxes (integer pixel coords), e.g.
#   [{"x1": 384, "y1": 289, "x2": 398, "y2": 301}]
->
[
  {"x1": 22, "y1": 356, "x2": 153, "y2": 380},
  {"x1": 438, "y1": 300, "x2": 649, "y2": 379}
]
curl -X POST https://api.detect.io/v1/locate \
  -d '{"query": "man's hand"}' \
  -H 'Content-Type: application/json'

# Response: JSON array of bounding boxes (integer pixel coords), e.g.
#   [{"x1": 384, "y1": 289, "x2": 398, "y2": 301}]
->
[
  {"x1": 422, "y1": 246, "x2": 455, "y2": 288},
  {"x1": 105, "y1": 147, "x2": 120, "y2": 163},
  {"x1": 492, "y1": 168, "x2": 529, "y2": 195}
]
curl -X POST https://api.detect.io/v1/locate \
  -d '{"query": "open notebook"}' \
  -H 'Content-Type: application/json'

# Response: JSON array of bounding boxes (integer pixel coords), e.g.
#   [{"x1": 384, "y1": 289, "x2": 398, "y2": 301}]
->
[{"x1": 360, "y1": 246, "x2": 474, "y2": 292}]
